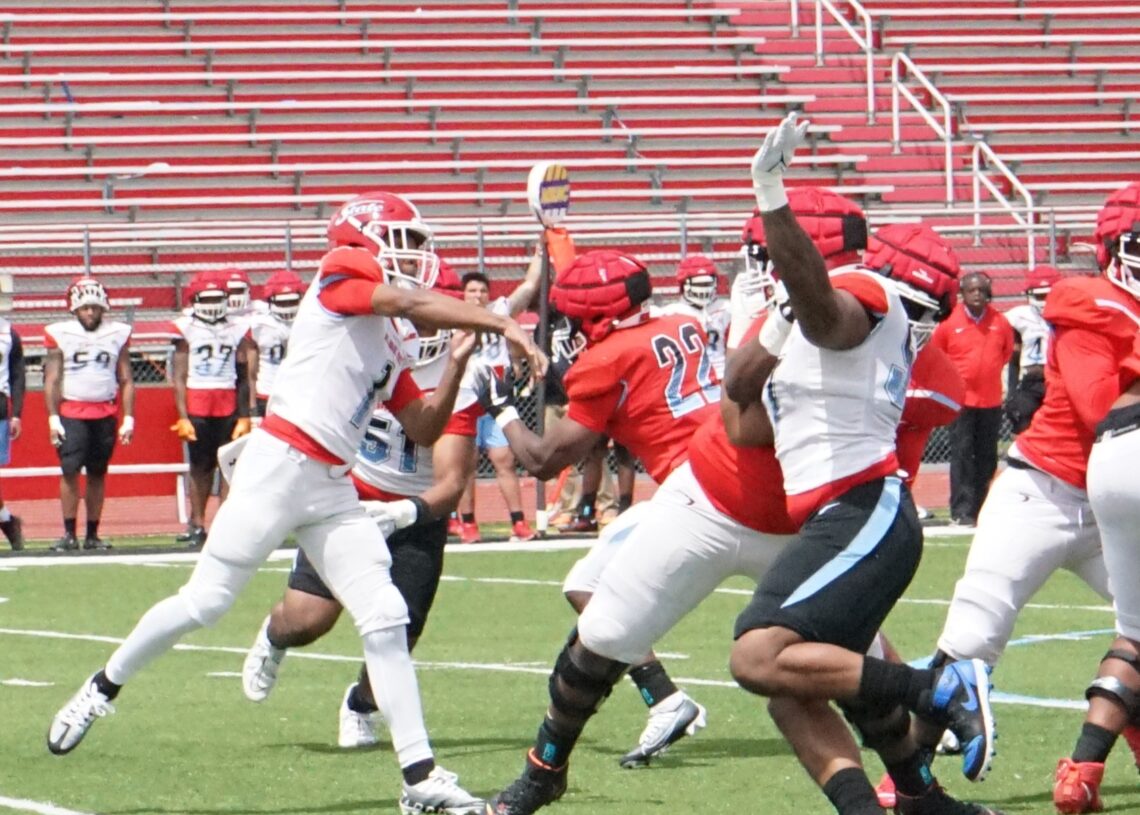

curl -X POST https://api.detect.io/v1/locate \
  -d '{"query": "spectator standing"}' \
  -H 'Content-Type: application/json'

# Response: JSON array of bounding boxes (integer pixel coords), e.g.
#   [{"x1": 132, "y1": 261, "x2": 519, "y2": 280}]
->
[
  {"x1": 930, "y1": 271, "x2": 1014, "y2": 526},
  {"x1": 170, "y1": 271, "x2": 256, "y2": 548},
  {"x1": 44, "y1": 278, "x2": 134, "y2": 551},
  {"x1": 0, "y1": 311, "x2": 25, "y2": 551}
]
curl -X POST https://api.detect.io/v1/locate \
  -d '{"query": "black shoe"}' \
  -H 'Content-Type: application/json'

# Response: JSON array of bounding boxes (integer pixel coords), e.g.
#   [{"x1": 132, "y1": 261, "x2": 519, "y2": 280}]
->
[
  {"x1": 0, "y1": 516, "x2": 24, "y2": 551},
  {"x1": 176, "y1": 526, "x2": 207, "y2": 549},
  {"x1": 51, "y1": 534, "x2": 80, "y2": 552},
  {"x1": 83, "y1": 536, "x2": 112, "y2": 551},
  {"x1": 485, "y1": 754, "x2": 568, "y2": 814},
  {"x1": 896, "y1": 783, "x2": 1004, "y2": 815}
]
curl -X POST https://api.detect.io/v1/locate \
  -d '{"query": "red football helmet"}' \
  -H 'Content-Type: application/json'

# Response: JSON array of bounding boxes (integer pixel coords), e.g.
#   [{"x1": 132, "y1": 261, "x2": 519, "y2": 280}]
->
[
  {"x1": 1025, "y1": 264, "x2": 1062, "y2": 311},
  {"x1": 326, "y1": 191, "x2": 439, "y2": 289},
  {"x1": 676, "y1": 254, "x2": 719, "y2": 308},
  {"x1": 67, "y1": 276, "x2": 109, "y2": 313},
  {"x1": 185, "y1": 271, "x2": 229, "y2": 323},
  {"x1": 864, "y1": 223, "x2": 961, "y2": 350},
  {"x1": 219, "y1": 267, "x2": 251, "y2": 311},
  {"x1": 1094, "y1": 182, "x2": 1140, "y2": 298},
  {"x1": 434, "y1": 259, "x2": 464, "y2": 299},
  {"x1": 262, "y1": 270, "x2": 305, "y2": 323},
  {"x1": 550, "y1": 249, "x2": 652, "y2": 344}
]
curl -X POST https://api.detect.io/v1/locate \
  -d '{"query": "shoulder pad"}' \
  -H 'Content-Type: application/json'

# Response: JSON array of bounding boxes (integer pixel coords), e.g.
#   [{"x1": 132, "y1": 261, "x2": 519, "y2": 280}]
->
[{"x1": 319, "y1": 246, "x2": 383, "y2": 283}]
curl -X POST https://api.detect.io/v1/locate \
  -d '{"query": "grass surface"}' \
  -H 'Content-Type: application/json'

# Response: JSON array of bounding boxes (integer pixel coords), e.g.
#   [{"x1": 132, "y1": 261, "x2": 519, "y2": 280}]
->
[{"x1": 1, "y1": 535, "x2": 1136, "y2": 814}]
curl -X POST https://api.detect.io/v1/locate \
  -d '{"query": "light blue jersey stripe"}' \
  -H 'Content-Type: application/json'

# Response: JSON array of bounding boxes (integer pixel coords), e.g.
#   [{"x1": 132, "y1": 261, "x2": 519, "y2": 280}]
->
[{"x1": 781, "y1": 477, "x2": 902, "y2": 608}]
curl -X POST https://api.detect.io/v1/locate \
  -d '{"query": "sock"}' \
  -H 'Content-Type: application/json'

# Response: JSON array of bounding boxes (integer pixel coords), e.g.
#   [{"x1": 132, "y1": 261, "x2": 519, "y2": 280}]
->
[
  {"x1": 0, "y1": 506, "x2": 11, "y2": 523},
  {"x1": 460, "y1": 513, "x2": 475, "y2": 524},
  {"x1": 347, "y1": 676, "x2": 378, "y2": 714},
  {"x1": 859, "y1": 658, "x2": 935, "y2": 713},
  {"x1": 510, "y1": 511, "x2": 524, "y2": 524},
  {"x1": 576, "y1": 492, "x2": 597, "y2": 519},
  {"x1": 86, "y1": 520, "x2": 100, "y2": 541},
  {"x1": 401, "y1": 757, "x2": 435, "y2": 786},
  {"x1": 885, "y1": 750, "x2": 936, "y2": 796},
  {"x1": 532, "y1": 717, "x2": 578, "y2": 769},
  {"x1": 64, "y1": 518, "x2": 77, "y2": 538},
  {"x1": 1073, "y1": 722, "x2": 1118, "y2": 763},
  {"x1": 821, "y1": 767, "x2": 880, "y2": 815},
  {"x1": 361, "y1": 626, "x2": 432, "y2": 768},
  {"x1": 617, "y1": 494, "x2": 633, "y2": 513},
  {"x1": 105, "y1": 594, "x2": 202, "y2": 686},
  {"x1": 91, "y1": 669, "x2": 122, "y2": 701},
  {"x1": 629, "y1": 660, "x2": 679, "y2": 708}
]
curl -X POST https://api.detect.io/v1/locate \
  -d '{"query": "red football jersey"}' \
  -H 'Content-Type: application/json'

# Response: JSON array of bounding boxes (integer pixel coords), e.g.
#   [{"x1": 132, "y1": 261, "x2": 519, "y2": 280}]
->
[
  {"x1": 564, "y1": 314, "x2": 720, "y2": 483},
  {"x1": 1016, "y1": 277, "x2": 1140, "y2": 488},
  {"x1": 688, "y1": 413, "x2": 798, "y2": 535},
  {"x1": 897, "y1": 344, "x2": 965, "y2": 487}
]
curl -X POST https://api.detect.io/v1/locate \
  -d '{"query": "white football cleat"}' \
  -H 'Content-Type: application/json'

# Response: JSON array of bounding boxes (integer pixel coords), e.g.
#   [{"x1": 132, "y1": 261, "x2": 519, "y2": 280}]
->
[
  {"x1": 47, "y1": 674, "x2": 115, "y2": 755},
  {"x1": 399, "y1": 765, "x2": 483, "y2": 815},
  {"x1": 620, "y1": 690, "x2": 708, "y2": 768},
  {"x1": 337, "y1": 683, "x2": 380, "y2": 749},
  {"x1": 242, "y1": 616, "x2": 286, "y2": 702}
]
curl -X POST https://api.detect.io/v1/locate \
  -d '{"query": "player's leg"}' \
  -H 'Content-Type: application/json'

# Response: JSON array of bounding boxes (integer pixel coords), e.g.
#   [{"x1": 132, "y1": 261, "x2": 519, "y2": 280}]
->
[
  {"x1": 81, "y1": 416, "x2": 117, "y2": 549},
  {"x1": 970, "y1": 407, "x2": 1003, "y2": 521},
  {"x1": 561, "y1": 442, "x2": 604, "y2": 532},
  {"x1": 487, "y1": 430, "x2": 533, "y2": 541},
  {"x1": 178, "y1": 416, "x2": 218, "y2": 546},
  {"x1": 52, "y1": 417, "x2": 87, "y2": 551},
  {"x1": 947, "y1": 409, "x2": 977, "y2": 524},
  {"x1": 0, "y1": 420, "x2": 22, "y2": 551},
  {"x1": 612, "y1": 442, "x2": 636, "y2": 515},
  {"x1": 48, "y1": 432, "x2": 302, "y2": 754}
]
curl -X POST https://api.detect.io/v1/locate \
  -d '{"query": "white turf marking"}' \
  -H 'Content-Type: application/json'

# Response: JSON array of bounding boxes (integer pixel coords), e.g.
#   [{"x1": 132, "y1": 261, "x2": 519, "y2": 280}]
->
[
  {"x1": 0, "y1": 796, "x2": 97, "y2": 815},
  {"x1": 207, "y1": 671, "x2": 243, "y2": 678},
  {"x1": 0, "y1": 598, "x2": 7, "y2": 604},
  {"x1": 1, "y1": 678, "x2": 54, "y2": 687}
]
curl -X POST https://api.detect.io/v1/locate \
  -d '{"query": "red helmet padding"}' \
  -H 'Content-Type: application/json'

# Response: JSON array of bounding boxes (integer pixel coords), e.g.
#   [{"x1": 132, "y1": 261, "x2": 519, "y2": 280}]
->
[
  {"x1": 551, "y1": 250, "x2": 651, "y2": 341},
  {"x1": 185, "y1": 270, "x2": 228, "y2": 301},
  {"x1": 676, "y1": 253, "x2": 718, "y2": 284},
  {"x1": 435, "y1": 259, "x2": 464, "y2": 298},
  {"x1": 1094, "y1": 182, "x2": 1140, "y2": 271},
  {"x1": 1025, "y1": 264, "x2": 1062, "y2": 292},
  {"x1": 864, "y1": 223, "x2": 961, "y2": 301},
  {"x1": 741, "y1": 187, "x2": 868, "y2": 262},
  {"x1": 262, "y1": 270, "x2": 305, "y2": 300}
]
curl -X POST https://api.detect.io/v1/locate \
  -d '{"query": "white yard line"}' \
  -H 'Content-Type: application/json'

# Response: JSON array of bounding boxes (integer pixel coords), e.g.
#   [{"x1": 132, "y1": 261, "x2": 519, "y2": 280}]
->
[{"x1": 0, "y1": 797, "x2": 98, "y2": 815}]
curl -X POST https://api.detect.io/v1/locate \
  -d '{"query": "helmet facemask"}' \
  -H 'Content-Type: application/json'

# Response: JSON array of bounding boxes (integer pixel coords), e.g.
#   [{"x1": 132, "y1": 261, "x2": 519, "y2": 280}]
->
[
  {"x1": 227, "y1": 281, "x2": 250, "y2": 312},
  {"x1": 414, "y1": 327, "x2": 452, "y2": 368},
  {"x1": 1107, "y1": 226, "x2": 1140, "y2": 299},
  {"x1": 68, "y1": 280, "x2": 110, "y2": 313},
  {"x1": 737, "y1": 242, "x2": 779, "y2": 313},
  {"x1": 681, "y1": 274, "x2": 718, "y2": 308},
  {"x1": 193, "y1": 291, "x2": 228, "y2": 323},
  {"x1": 357, "y1": 217, "x2": 439, "y2": 290},
  {"x1": 1027, "y1": 287, "x2": 1050, "y2": 313},
  {"x1": 268, "y1": 292, "x2": 301, "y2": 323},
  {"x1": 889, "y1": 278, "x2": 944, "y2": 352},
  {"x1": 551, "y1": 314, "x2": 587, "y2": 365}
]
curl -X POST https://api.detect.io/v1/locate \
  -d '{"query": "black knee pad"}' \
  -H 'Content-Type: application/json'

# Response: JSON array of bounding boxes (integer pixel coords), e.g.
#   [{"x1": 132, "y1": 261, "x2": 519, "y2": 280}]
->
[
  {"x1": 839, "y1": 700, "x2": 912, "y2": 751},
  {"x1": 549, "y1": 627, "x2": 628, "y2": 719},
  {"x1": 1087, "y1": 649, "x2": 1140, "y2": 719}
]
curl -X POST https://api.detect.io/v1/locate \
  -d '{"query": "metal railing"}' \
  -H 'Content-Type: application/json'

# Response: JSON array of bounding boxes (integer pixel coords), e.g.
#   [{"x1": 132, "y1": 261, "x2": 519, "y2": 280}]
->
[
  {"x1": 815, "y1": 0, "x2": 876, "y2": 124},
  {"x1": 972, "y1": 141, "x2": 1037, "y2": 270},
  {"x1": 890, "y1": 52, "x2": 956, "y2": 204}
]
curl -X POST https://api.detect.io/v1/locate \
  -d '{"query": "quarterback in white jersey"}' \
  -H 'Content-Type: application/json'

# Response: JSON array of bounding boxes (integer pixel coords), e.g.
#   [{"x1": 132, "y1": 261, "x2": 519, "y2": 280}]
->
[
  {"x1": 724, "y1": 113, "x2": 1001, "y2": 815},
  {"x1": 658, "y1": 254, "x2": 732, "y2": 378},
  {"x1": 48, "y1": 191, "x2": 543, "y2": 815},
  {"x1": 43, "y1": 277, "x2": 135, "y2": 552},
  {"x1": 1003, "y1": 265, "x2": 1060, "y2": 434}
]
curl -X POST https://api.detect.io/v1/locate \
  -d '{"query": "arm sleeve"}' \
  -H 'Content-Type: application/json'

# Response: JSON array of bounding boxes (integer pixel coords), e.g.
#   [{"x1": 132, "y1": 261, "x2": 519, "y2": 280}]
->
[
  {"x1": 1053, "y1": 326, "x2": 1125, "y2": 432},
  {"x1": 380, "y1": 368, "x2": 424, "y2": 416},
  {"x1": 316, "y1": 247, "x2": 384, "y2": 316},
  {"x1": 9, "y1": 332, "x2": 25, "y2": 418}
]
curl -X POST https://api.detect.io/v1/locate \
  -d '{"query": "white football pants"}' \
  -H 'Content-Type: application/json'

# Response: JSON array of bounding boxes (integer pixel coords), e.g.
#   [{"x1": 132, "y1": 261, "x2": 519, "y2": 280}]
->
[
  {"x1": 1087, "y1": 429, "x2": 1140, "y2": 641},
  {"x1": 578, "y1": 462, "x2": 792, "y2": 664},
  {"x1": 937, "y1": 463, "x2": 1109, "y2": 665}
]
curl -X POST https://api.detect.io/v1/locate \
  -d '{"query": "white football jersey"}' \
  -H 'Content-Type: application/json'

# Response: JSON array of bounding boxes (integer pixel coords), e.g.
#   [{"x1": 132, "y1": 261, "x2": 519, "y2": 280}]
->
[
  {"x1": 474, "y1": 296, "x2": 512, "y2": 370},
  {"x1": 267, "y1": 277, "x2": 415, "y2": 464},
  {"x1": 173, "y1": 315, "x2": 251, "y2": 391},
  {"x1": 1004, "y1": 303, "x2": 1051, "y2": 369},
  {"x1": 249, "y1": 312, "x2": 292, "y2": 399},
  {"x1": 45, "y1": 319, "x2": 131, "y2": 404},
  {"x1": 659, "y1": 298, "x2": 731, "y2": 378},
  {"x1": 0, "y1": 318, "x2": 13, "y2": 396},
  {"x1": 763, "y1": 268, "x2": 911, "y2": 495}
]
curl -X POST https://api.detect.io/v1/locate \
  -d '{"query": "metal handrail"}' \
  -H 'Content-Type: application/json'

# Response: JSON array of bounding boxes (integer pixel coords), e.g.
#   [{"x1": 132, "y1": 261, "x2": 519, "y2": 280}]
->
[
  {"x1": 972, "y1": 141, "x2": 1037, "y2": 270},
  {"x1": 815, "y1": 0, "x2": 876, "y2": 124},
  {"x1": 890, "y1": 52, "x2": 955, "y2": 204}
]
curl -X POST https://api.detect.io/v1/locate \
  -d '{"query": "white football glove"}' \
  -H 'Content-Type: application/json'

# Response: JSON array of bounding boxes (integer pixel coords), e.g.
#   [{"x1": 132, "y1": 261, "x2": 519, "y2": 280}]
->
[
  {"x1": 757, "y1": 282, "x2": 795, "y2": 357},
  {"x1": 118, "y1": 415, "x2": 135, "y2": 445},
  {"x1": 728, "y1": 266, "x2": 775, "y2": 350},
  {"x1": 361, "y1": 499, "x2": 420, "y2": 538},
  {"x1": 216, "y1": 433, "x2": 251, "y2": 484},
  {"x1": 751, "y1": 111, "x2": 811, "y2": 212},
  {"x1": 48, "y1": 414, "x2": 66, "y2": 447}
]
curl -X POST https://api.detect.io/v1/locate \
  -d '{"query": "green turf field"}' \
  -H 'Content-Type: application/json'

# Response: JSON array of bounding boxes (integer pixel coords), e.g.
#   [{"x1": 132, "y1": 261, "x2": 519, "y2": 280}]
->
[{"x1": 1, "y1": 535, "x2": 1136, "y2": 815}]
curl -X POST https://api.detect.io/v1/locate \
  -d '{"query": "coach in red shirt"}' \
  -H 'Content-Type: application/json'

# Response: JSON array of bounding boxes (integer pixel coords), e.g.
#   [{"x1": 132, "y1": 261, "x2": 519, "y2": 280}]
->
[{"x1": 930, "y1": 271, "x2": 1014, "y2": 526}]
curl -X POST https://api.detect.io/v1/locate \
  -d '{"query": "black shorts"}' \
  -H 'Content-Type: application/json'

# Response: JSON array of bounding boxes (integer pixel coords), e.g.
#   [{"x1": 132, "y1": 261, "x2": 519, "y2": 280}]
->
[
  {"x1": 188, "y1": 415, "x2": 237, "y2": 471},
  {"x1": 734, "y1": 477, "x2": 922, "y2": 654},
  {"x1": 287, "y1": 516, "x2": 449, "y2": 640},
  {"x1": 57, "y1": 416, "x2": 117, "y2": 476}
]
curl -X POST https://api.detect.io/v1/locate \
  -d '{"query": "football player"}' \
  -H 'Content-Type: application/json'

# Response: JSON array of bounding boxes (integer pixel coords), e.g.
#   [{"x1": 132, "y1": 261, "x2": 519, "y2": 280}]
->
[
  {"x1": 240, "y1": 262, "x2": 485, "y2": 750},
  {"x1": 48, "y1": 191, "x2": 544, "y2": 815},
  {"x1": 659, "y1": 253, "x2": 732, "y2": 378},
  {"x1": 169, "y1": 270, "x2": 257, "y2": 548},
  {"x1": 1048, "y1": 184, "x2": 1140, "y2": 813},
  {"x1": 248, "y1": 270, "x2": 305, "y2": 419},
  {"x1": 0, "y1": 302, "x2": 27, "y2": 551},
  {"x1": 43, "y1": 277, "x2": 135, "y2": 551},
  {"x1": 1003, "y1": 264, "x2": 1061, "y2": 434},
  {"x1": 726, "y1": 114, "x2": 999, "y2": 815}
]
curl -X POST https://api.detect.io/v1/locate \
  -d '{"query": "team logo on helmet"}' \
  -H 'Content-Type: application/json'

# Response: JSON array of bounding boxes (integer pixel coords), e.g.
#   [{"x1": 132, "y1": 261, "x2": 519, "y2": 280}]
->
[
  {"x1": 327, "y1": 191, "x2": 440, "y2": 290},
  {"x1": 1094, "y1": 182, "x2": 1140, "y2": 299}
]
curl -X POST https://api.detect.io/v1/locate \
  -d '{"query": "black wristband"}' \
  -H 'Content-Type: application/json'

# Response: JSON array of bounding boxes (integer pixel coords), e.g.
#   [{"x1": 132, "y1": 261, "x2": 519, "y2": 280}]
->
[{"x1": 408, "y1": 496, "x2": 434, "y2": 528}]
